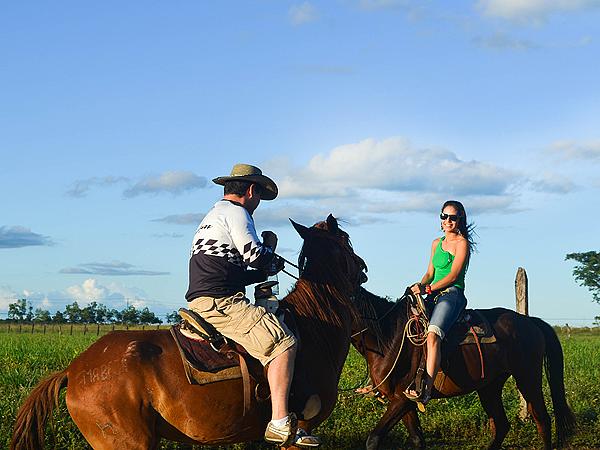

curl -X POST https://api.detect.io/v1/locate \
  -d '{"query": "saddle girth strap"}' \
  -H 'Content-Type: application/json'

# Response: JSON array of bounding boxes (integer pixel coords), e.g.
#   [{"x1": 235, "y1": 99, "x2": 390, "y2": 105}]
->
[
  {"x1": 469, "y1": 326, "x2": 485, "y2": 379},
  {"x1": 236, "y1": 353, "x2": 252, "y2": 416}
]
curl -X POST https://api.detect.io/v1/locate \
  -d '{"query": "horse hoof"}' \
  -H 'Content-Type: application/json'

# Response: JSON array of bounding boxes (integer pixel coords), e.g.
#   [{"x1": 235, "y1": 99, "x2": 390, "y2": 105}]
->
[{"x1": 366, "y1": 435, "x2": 380, "y2": 450}]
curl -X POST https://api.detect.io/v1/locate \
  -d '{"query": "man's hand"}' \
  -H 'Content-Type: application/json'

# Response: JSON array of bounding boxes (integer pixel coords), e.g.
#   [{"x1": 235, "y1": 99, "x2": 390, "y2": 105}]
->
[{"x1": 261, "y1": 230, "x2": 278, "y2": 251}]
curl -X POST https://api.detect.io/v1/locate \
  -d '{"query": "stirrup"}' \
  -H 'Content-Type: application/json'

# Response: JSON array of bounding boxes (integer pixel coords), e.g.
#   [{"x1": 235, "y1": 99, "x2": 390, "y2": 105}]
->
[{"x1": 404, "y1": 371, "x2": 430, "y2": 404}]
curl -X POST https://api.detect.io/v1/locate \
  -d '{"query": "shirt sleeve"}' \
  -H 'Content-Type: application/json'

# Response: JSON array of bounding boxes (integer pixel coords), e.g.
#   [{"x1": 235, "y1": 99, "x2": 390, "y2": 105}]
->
[{"x1": 226, "y1": 207, "x2": 274, "y2": 269}]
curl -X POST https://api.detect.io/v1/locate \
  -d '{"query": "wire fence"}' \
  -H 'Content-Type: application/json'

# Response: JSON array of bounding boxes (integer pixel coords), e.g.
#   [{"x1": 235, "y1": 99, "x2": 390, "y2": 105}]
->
[{"x1": 0, "y1": 322, "x2": 169, "y2": 336}]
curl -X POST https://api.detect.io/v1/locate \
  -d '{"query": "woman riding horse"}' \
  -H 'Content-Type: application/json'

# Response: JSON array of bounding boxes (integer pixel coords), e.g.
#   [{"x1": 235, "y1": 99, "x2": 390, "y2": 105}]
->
[{"x1": 406, "y1": 200, "x2": 475, "y2": 404}]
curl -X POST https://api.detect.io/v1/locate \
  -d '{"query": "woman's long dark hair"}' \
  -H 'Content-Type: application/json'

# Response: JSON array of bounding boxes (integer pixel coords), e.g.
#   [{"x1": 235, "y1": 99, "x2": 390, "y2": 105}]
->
[{"x1": 442, "y1": 200, "x2": 476, "y2": 256}]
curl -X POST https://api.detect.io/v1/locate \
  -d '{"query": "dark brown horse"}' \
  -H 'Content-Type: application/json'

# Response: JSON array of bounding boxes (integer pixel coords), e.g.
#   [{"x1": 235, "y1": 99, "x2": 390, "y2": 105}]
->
[
  {"x1": 11, "y1": 215, "x2": 367, "y2": 450},
  {"x1": 352, "y1": 288, "x2": 576, "y2": 450}
]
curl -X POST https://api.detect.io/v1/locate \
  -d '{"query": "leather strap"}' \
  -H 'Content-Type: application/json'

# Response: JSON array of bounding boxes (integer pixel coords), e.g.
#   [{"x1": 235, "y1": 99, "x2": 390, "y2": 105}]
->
[
  {"x1": 238, "y1": 353, "x2": 252, "y2": 416},
  {"x1": 469, "y1": 326, "x2": 485, "y2": 379}
]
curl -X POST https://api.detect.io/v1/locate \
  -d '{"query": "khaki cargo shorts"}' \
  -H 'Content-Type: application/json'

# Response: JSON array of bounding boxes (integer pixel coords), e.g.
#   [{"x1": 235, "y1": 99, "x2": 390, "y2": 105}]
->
[{"x1": 188, "y1": 292, "x2": 297, "y2": 366}]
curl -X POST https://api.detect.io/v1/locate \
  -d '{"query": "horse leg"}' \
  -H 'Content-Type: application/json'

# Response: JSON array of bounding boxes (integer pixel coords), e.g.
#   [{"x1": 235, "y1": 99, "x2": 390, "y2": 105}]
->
[
  {"x1": 476, "y1": 375, "x2": 510, "y2": 450},
  {"x1": 67, "y1": 391, "x2": 160, "y2": 450},
  {"x1": 366, "y1": 397, "x2": 414, "y2": 450},
  {"x1": 401, "y1": 406, "x2": 425, "y2": 449},
  {"x1": 514, "y1": 374, "x2": 552, "y2": 450}
]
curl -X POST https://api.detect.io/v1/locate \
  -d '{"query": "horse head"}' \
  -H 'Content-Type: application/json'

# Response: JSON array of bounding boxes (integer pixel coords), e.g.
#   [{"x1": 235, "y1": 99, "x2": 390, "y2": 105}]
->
[{"x1": 290, "y1": 214, "x2": 368, "y2": 301}]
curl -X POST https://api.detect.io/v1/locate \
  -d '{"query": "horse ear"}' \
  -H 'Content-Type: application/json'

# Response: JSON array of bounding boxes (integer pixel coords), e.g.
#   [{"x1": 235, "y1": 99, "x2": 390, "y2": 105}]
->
[
  {"x1": 326, "y1": 214, "x2": 339, "y2": 233},
  {"x1": 290, "y1": 219, "x2": 310, "y2": 239}
]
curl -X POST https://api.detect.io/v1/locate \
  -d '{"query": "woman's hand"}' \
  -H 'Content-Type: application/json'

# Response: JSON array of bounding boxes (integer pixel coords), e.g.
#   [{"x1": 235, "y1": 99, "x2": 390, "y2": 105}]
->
[{"x1": 410, "y1": 283, "x2": 422, "y2": 295}]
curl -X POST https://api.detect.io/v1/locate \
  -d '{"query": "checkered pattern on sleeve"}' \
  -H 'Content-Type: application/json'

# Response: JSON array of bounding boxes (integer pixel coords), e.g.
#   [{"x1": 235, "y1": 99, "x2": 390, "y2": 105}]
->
[
  {"x1": 192, "y1": 238, "x2": 243, "y2": 266},
  {"x1": 242, "y1": 241, "x2": 270, "y2": 265}
]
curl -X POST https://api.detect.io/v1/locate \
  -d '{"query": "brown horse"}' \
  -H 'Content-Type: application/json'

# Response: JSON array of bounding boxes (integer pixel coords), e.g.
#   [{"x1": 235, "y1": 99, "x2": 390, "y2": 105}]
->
[
  {"x1": 352, "y1": 288, "x2": 576, "y2": 450},
  {"x1": 11, "y1": 215, "x2": 367, "y2": 450}
]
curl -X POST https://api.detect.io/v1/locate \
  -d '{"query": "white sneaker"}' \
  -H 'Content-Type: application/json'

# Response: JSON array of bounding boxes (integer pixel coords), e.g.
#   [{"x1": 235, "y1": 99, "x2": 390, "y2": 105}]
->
[
  {"x1": 294, "y1": 428, "x2": 321, "y2": 448},
  {"x1": 264, "y1": 413, "x2": 298, "y2": 446}
]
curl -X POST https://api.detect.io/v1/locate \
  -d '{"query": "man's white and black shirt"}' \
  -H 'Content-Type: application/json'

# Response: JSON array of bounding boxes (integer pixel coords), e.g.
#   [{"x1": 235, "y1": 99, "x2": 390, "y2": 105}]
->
[{"x1": 185, "y1": 200, "x2": 273, "y2": 301}]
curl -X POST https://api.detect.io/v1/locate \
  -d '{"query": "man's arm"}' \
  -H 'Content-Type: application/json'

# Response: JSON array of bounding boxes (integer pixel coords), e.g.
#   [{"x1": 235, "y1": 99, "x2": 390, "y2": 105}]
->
[{"x1": 228, "y1": 208, "x2": 274, "y2": 269}]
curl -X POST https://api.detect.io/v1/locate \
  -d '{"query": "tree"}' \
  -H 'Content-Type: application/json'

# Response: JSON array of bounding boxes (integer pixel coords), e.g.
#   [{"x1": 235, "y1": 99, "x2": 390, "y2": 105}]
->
[
  {"x1": 121, "y1": 305, "x2": 140, "y2": 325},
  {"x1": 165, "y1": 310, "x2": 181, "y2": 324},
  {"x1": 108, "y1": 309, "x2": 122, "y2": 324},
  {"x1": 64, "y1": 302, "x2": 82, "y2": 323},
  {"x1": 25, "y1": 303, "x2": 34, "y2": 322},
  {"x1": 80, "y1": 301, "x2": 99, "y2": 323},
  {"x1": 95, "y1": 303, "x2": 109, "y2": 323},
  {"x1": 52, "y1": 310, "x2": 66, "y2": 323},
  {"x1": 34, "y1": 308, "x2": 51, "y2": 322},
  {"x1": 139, "y1": 307, "x2": 161, "y2": 325},
  {"x1": 8, "y1": 299, "x2": 27, "y2": 321},
  {"x1": 566, "y1": 251, "x2": 600, "y2": 303}
]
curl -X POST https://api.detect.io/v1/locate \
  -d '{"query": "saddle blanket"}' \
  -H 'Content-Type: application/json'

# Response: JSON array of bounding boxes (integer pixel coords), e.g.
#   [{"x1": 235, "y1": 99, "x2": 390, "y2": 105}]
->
[
  {"x1": 450, "y1": 309, "x2": 496, "y2": 345},
  {"x1": 170, "y1": 324, "x2": 242, "y2": 385}
]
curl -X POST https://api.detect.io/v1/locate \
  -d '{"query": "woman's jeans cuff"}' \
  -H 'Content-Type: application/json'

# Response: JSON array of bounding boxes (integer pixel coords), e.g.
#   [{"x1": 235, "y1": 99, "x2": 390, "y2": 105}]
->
[{"x1": 427, "y1": 324, "x2": 445, "y2": 340}]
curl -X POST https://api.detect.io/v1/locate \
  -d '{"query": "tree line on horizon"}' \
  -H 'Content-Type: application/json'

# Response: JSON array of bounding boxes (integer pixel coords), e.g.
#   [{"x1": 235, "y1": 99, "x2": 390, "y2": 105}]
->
[
  {"x1": 2, "y1": 251, "x2": 596, "y2": 326},
  {"x1": 4, "y1": 299, "x2": 180, "y2": 325}
]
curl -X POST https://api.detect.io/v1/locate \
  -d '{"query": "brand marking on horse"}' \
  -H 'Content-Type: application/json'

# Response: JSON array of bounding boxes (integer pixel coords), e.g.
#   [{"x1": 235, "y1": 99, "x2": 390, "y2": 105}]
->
[
  {"x1": 77, "y1": 359, "x2": 128, "y2": 386},
  {"x1": 96, "y1": 421, "x2": 116, "y2": 438}
]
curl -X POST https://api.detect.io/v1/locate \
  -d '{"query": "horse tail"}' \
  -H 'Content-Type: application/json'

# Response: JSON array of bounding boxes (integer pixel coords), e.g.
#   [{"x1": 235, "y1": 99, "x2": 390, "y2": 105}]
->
[
  {"x1": 530, "y1": 317, "x2": 576, "y2": 447},
  {"x1": 10, "y1": 370, "x2": 68, "y2": 450}
]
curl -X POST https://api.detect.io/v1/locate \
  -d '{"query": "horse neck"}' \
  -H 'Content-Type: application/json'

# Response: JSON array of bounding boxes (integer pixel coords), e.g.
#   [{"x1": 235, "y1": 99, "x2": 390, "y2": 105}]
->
[
  {"x1": 354, "y1": 289, "x2": 410, "y2": 355},
  {"x1": 283, "y1": 279, "x2": 355, "y2": 370}
]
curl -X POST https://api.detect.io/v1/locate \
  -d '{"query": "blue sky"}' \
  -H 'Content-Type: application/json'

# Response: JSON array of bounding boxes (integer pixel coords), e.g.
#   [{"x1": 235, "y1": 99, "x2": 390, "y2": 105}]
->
[{"x1": 1, "y1": 0, "x2": 599, "y2": 324}]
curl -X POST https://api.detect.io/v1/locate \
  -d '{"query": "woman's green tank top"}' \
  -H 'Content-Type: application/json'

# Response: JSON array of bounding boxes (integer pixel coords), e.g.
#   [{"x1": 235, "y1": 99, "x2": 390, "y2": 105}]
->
[{"x1": 432, "y1": 237, "x2": 466, "y2": 289}]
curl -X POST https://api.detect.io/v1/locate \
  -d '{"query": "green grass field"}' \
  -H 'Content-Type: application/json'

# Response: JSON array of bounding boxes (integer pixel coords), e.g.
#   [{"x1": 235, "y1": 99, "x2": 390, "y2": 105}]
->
[{"x1": 1, "y1": 328, "x2": 599, "y2": 449}]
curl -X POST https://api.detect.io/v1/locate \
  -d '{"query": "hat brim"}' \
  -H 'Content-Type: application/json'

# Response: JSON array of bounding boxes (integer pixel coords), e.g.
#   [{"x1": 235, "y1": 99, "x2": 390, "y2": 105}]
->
[{"x1": 212, "y1": 174, "x2": 278, "y2": 200}]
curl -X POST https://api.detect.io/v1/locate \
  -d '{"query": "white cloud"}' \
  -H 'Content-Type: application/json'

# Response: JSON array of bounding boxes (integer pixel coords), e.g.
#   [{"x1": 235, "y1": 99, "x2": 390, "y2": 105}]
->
[
  {"x1": 66, "y1": 176, "x2": 129, "y2": 197},
  {"x1": 256, "y1": 137, "x2": 542, "y2": 226},
  {"x1": 152, "y1": 212, "x2": 205, "y2": 225},
  {"x1": 473, "y1": 32, "x2": 539, "y2": 50},
  {"x1": 276, "y1": 137, "x2": 519, "y2": 199},
  {"x1": 530, "y1": 172, "x2": 577, "y2": 194},
  {"x1": 546, "y1": 140, "x2": 600, "y2": 161},
  {"x1": 60, "y1": 261, "x2": 169, "y2": 276},
  {"x1": 123, "y1": 171, "x2": 207, "y2": 197},
  {"x1": 289, "y1": 2, "x2": 319, "y2": 25},
  {"x1": 65, "y1": 278, "x2": 147, "y2": 308},
  {"x1": 68, "y1": 171, "x2": 207, "y2": 198},
  {"x1": 477, "y1": 0, "x2": 600, "y2": 22},
  {"x1": 0, "y1": 285, "x2": 20, "y2": 311},
  {"x1": 0, "y1": 226, "x2": 53, "y2": 249},
  {"x1": 358, "y1": 0, "x2": 411, "y2": 10}
]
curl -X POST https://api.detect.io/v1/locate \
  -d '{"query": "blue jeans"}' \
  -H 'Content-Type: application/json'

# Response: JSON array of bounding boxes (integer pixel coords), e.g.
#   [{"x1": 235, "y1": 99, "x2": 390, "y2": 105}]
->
[{"x1": 427, "y1": 286, "x2": 467, "y2": 340}]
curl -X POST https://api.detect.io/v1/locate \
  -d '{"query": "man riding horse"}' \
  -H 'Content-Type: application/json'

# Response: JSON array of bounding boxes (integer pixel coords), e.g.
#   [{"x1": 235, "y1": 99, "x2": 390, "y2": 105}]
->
[{"x1": 185, "y1": 163, "x2": 319, "y2": 447}]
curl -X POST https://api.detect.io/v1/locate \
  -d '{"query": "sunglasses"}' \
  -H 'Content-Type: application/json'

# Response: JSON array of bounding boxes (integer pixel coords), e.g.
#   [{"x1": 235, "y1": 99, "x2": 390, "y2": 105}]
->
[{"x1": 440, "y1": 213, "x2": 460, "y2": 222}]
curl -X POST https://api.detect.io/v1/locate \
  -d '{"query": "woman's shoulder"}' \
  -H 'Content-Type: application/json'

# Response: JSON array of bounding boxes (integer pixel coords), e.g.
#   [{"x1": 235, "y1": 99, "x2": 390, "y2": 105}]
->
[{"x1": 431, "y1": 237, "x2": 441, "y2": 248}]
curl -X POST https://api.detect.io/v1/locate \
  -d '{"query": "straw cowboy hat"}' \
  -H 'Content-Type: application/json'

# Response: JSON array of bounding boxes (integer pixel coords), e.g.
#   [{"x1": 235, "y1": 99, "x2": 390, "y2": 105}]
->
[{"x1": 212, "y1": 163, "x2": 278, "y2": 200}]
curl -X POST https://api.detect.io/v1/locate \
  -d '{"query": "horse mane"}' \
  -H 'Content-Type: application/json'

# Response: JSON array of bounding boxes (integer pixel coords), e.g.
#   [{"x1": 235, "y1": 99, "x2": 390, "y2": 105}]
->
[
  {"x1": 281, "y1": 217, "x2": 366, "y2": 355},
  {"x1": 284, "y1": 279, "x2": 356, "y2": 329},
  {"x1": 355, "y1": 287, "x2": 408, "y2": 354}
]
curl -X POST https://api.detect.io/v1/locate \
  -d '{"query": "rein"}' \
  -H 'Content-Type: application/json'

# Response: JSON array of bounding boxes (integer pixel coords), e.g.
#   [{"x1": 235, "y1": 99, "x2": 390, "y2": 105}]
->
[
  {"x1": 276, "y1": 254, "x2": 300, "y2": 281},
  {"x1": 353, "y1": 293, "x2": 429, "y2": 396}
]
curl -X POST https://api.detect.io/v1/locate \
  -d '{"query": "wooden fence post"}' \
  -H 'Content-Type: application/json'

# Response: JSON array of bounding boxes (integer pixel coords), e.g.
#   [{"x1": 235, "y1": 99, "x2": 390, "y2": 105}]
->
[
  {"x1": 515, "y1": 267, "x2": 529, "y2": 420},
  {"x1": 97, "y1": 324, "x2": 100, "y2": 336}
]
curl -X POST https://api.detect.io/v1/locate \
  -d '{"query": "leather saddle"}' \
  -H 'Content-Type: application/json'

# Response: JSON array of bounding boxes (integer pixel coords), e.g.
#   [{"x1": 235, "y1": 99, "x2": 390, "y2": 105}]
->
[
  {"x1": 408, "y1": 294, "x2": 497, "y2": 396},
  {"x1": 171, "y1": 282, "x2": 317, "y2": 419}
]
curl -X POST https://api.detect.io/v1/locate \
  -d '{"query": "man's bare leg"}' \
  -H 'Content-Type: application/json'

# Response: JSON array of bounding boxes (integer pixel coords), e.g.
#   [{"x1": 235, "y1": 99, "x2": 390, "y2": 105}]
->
[{"x1": 267, "y1": 344, "x2": 297, "y2": 420}]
